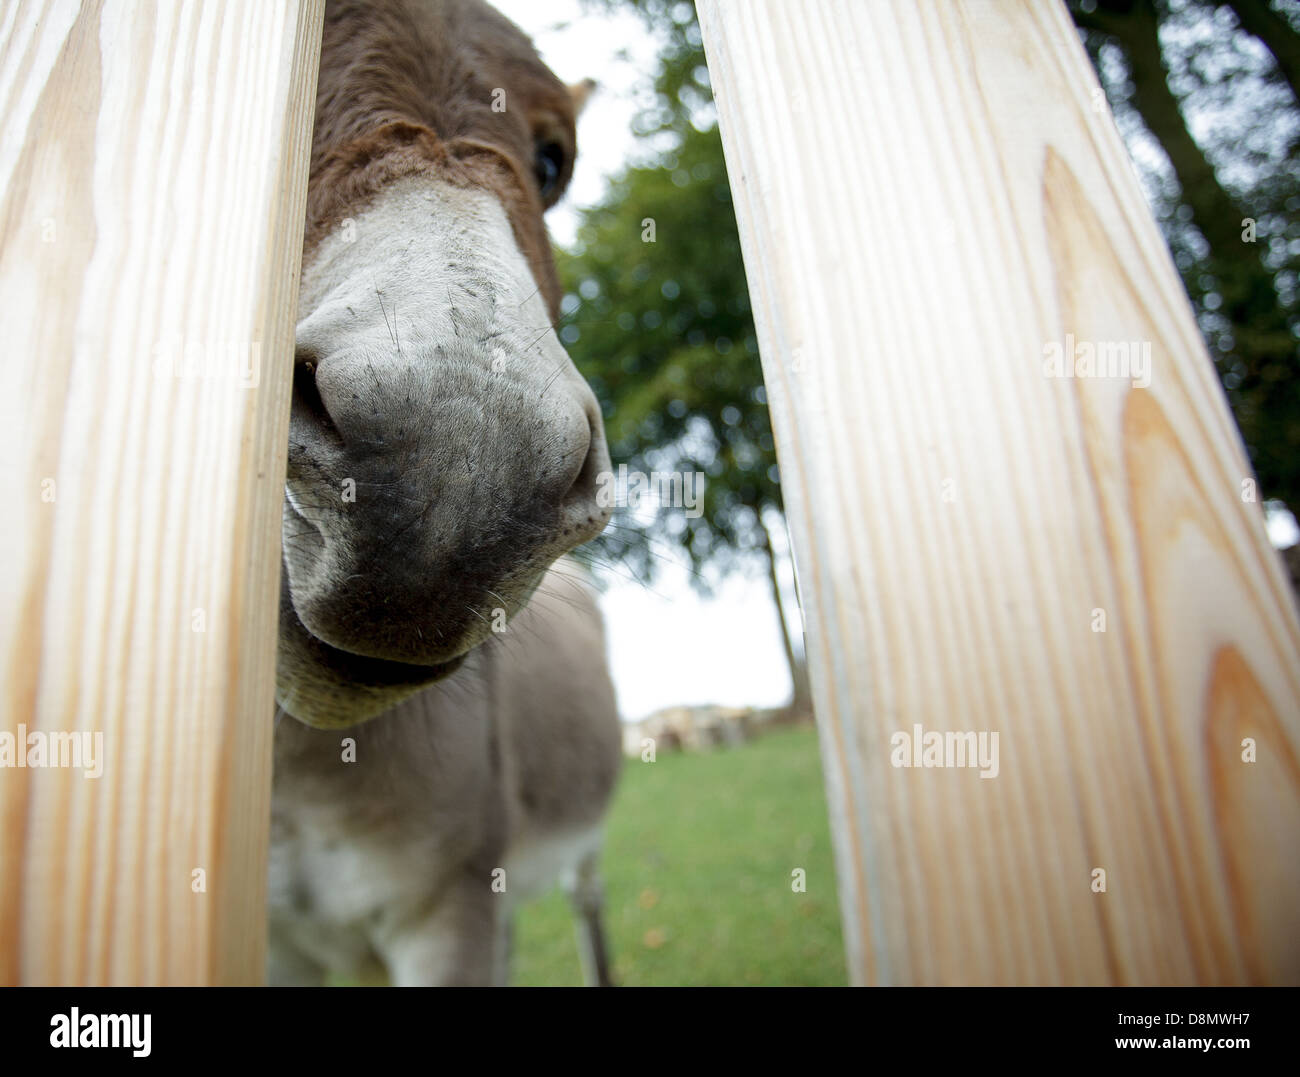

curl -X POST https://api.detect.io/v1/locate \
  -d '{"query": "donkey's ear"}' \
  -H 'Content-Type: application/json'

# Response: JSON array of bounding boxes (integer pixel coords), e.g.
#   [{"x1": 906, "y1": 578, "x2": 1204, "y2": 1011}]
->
[{"x1": 568, "y1": 78, "x2": 596, "y2": 118}]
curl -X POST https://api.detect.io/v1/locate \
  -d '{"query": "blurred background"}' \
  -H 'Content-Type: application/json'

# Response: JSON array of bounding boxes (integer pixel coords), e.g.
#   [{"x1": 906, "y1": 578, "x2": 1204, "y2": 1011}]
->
[{"x1": 490, "y1": 0, "x2": 1300, "y2": 986}]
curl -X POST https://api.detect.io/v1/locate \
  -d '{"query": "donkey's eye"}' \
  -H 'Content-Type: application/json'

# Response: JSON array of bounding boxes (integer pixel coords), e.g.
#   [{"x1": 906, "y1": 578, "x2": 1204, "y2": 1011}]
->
[{"x1": 534, "y1": 141, "x2": 565, "y2": 200}]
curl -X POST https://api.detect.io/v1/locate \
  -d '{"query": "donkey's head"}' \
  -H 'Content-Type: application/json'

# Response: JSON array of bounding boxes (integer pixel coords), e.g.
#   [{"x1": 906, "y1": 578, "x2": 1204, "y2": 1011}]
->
[{"x1": 278, "y1": 0, "x2": 609, "y2": 727}]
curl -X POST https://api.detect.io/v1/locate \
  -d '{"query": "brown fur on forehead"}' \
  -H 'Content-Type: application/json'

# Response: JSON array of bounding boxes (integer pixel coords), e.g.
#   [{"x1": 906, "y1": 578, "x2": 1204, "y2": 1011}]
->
[{"x1": 306, "y1": 0, "x2": 576, "y2": 319}]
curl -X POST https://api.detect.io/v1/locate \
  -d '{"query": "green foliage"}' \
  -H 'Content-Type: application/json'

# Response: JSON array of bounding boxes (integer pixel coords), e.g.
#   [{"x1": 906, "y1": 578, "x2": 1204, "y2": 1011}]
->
[
  {"x1": 587, "y1": 0, "x2": 713, "y2": 139},
  {"x1": 561, "y1": 0, "x2": 779, "y2": 589},
  {"x1": 560, "y1": 124, "x2": 779, "y2": 586},
  {"x1": 511, "y1": 724, "x2": 847, "y2": 986}
]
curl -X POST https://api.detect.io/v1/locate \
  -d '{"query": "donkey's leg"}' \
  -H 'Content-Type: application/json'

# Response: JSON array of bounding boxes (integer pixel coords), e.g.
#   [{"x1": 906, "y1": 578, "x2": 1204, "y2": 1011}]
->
[
  {"x1": 381, "y1": 873, "x2": 507, "y2": 987},
  {"x1": 494, "y1": 915, "x2": 514, "y2": 988},
  {"x1": 267, "y1": 930, "x2": 327, "y2": 987},
  {"x1": 563, "y1": 849, "x2": 615, "y2": 987}
]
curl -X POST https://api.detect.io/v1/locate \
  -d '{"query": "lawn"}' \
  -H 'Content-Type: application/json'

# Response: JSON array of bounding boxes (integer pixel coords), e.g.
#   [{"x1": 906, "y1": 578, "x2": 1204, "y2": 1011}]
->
[{"x1": 512, "y1": 722, "x2": 847, "y2": 986}]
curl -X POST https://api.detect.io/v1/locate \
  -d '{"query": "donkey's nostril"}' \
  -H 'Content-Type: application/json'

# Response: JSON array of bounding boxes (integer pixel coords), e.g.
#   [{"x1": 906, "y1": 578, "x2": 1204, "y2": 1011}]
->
[
  {"x1": 292, "y1": 347, "x2": 341, "y2": 442},
  {"x1": 566, "y1": 416, "x2": 598, "y2": 499},
  {"x1": 557, "y1": 403, "x2": 612, "y2": 540}
]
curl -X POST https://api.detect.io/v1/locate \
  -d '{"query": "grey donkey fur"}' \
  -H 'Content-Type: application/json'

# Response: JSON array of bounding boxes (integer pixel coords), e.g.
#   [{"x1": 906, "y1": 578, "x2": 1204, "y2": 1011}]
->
[
  {"x1": 269, "y1": 568, "x2": 622, "y2": 986},
  {"x1": 268, "y1": 0, "x2": 623, "y2": 986}
]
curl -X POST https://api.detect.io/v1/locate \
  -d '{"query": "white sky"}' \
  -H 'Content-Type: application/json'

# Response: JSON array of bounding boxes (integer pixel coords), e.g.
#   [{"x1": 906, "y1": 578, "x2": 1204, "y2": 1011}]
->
[
  {"x1": 492, "y1": 0, "x2": 658, "y2": 247},
  {"x1": 493, "y1": 0, "x2": 797, "y2": 722}
]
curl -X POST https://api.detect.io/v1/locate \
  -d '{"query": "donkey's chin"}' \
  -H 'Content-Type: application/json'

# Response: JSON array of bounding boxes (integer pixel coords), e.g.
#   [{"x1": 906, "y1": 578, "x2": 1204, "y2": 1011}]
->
[
  {"x1": 276, "y1": 579, "x2": 474, "y2": 730},
  {"x1": 274, "y1": 561, "x2": 552, "y2": 729}
]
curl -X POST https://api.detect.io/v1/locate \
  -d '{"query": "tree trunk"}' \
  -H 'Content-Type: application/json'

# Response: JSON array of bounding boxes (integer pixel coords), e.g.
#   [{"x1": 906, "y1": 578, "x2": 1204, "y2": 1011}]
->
[
  {"x1": 759, "y1": 518, "x2": 811, "y2": 717},
  {"x1": 1080, "y1": 0, "x2": 1249, "y2": 253}
]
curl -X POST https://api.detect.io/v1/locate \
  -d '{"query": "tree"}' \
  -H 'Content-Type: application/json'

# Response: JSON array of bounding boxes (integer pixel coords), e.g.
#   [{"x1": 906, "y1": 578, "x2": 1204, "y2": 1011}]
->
[
  {"x1": 562, "y1": 0, "x2": 810, "y2": 710},
  {"x1": 1069, "y1": 0, "x2": 1300, "y2": 512}
]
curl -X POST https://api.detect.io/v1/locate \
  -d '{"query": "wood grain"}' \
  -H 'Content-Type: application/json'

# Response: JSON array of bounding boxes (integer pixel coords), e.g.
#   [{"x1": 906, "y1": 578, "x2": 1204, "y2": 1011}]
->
[
  {"x1": 0, "y1": 0, "x2": 323, "y2": 984},
  {"x1": 699, "y1": 0, "x2": 1300, "y2": 984}
]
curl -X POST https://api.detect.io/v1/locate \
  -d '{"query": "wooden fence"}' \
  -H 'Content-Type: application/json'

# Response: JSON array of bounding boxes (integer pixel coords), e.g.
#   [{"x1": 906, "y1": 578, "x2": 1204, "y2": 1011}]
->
[
  {"x1": 0, "y1": 0, "x2": 323, "y2": 984},
  {"x1": 3, "y1": 0, "x2": 1297, "y2": 988},
  {"x1": 699, "y1": 0, "x2": 1300, "y2": 984}
]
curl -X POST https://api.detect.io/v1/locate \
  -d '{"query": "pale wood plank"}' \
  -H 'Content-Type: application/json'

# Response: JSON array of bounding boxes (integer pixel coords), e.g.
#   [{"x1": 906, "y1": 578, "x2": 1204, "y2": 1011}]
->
[
  {"x1": 0, "y1": 0, "x2": 323, "y2": 984},
  {"x1": 699, "y1": 0, "x2": 1300, "y2": 984}
]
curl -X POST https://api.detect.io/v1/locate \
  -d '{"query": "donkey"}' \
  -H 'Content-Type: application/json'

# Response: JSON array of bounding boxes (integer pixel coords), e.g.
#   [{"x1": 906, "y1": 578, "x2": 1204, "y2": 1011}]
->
[{"x1": 268, "y1": 0, "x2": 622, "y2": 986}]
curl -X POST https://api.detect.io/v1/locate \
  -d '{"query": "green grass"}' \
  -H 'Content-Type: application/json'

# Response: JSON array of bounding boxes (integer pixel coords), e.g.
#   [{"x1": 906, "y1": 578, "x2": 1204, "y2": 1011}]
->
[{"x1": 512, "y1": 722, "x2": 847, "y2": 986}]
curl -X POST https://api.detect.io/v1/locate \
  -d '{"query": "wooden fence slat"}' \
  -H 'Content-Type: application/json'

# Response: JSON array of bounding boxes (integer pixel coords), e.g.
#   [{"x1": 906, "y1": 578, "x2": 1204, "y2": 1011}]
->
[
  {"x1": 699, "y1": 0, "x2": 1300, "y2": 984},
  {"x1": 0, "y1": 0, "x2": 323, "y2": 985}
]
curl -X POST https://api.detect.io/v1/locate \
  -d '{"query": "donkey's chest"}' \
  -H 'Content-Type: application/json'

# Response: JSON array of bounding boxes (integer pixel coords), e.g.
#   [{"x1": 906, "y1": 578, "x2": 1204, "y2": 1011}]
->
[
  {"x1": 270, "y1": 806, "x2": 423, "y2": 918},
  {"x1": 267, "y1": 788, "x2": 466, "y2": 975}
]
